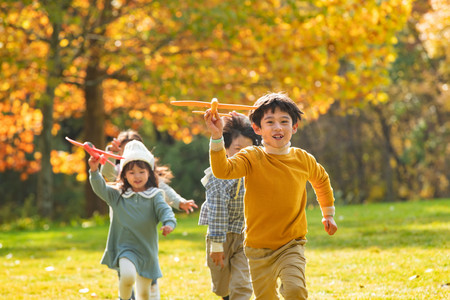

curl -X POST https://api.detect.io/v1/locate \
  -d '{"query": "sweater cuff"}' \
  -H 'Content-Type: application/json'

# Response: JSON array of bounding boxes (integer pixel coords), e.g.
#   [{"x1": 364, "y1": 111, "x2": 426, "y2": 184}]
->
[
  {"x1": 321, "y1": 206, "x2": 335, "y2": 217},
  {"x1": 210, "y1": 241, "x2": 224, "y2": 252},
  {"x1": 163, "y1": 220, "x2": 176, "y2": 229},
  {"x1": 210, "y1": 138, "x2": 225, "y2": 151}
]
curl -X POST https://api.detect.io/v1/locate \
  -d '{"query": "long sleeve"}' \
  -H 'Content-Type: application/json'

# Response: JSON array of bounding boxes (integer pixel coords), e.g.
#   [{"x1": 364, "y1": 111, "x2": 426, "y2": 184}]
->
[
  {"x1": 158, "y1": 181, "x2": 184, "y2": 210},
  {"x1": 153, "y1": 192, "x2": 177, "y2": 229},
  {"x1": 305, "y1": 153, "x2": 335, "y2": 210},
  {"x1": 210, "y1": 147, "x2": 252, "y2": 180},
  {"x1": 204, "y1": 176, "x2": 233, "y2": 243},
  {"x1": 89, "y1": 170, "x2": 121, "y2": 206}
]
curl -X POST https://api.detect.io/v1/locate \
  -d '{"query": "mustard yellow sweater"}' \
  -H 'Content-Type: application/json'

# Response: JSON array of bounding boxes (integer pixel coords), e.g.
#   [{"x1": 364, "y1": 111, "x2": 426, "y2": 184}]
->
[{"x1": 210, "y1": 145, "x2": 335, "y2": 250}]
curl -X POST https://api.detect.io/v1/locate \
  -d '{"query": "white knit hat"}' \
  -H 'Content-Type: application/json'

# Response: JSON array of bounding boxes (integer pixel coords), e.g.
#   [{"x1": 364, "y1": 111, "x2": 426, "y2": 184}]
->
[{"x1": 120, "y1": 140, "x2": 155, "y2": 170}]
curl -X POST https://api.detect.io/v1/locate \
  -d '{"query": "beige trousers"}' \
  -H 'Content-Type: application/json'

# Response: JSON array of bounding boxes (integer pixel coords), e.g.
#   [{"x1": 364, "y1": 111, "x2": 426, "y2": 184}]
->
[
  {"x1": 244, "y1": 239, "x2": 308, "y2": 300},
  {"x1": 206, "y1": 232, "x2": 253, "y2": 300}
]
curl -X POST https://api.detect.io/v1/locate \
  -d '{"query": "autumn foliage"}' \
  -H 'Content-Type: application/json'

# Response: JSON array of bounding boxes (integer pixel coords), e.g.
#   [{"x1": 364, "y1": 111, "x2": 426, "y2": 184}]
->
[{"x1": 0, "y1": 0, "x2": 448, "y2": 216}]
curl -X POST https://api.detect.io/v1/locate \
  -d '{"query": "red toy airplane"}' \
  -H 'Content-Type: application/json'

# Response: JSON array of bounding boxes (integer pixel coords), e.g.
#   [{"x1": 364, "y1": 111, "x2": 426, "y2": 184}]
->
[
  {"x1": 171, "y1": 98, "x2": 258, "y2": 117},
  {"x1": 65, "y1": 137, "x2": 124, "y2": 166}
]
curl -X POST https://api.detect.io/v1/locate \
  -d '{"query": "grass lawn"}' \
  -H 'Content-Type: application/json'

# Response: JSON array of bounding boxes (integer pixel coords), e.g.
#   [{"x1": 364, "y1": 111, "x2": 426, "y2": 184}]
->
[{"x1": 0, "y1": 199, "x2": 449, "y2": 299}]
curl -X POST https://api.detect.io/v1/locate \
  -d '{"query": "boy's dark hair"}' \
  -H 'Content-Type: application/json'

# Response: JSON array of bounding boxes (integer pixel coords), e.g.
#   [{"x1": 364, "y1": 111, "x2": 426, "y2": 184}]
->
[
  {"x1": 119, "y1": 160, "x2": 158, "y2": 193},
  {"x1": 249, "y1": 92, "x2": 304, "y2": 128},
  {"x1": 223, "y1": 114, "x2": 261, "y2": 148}
]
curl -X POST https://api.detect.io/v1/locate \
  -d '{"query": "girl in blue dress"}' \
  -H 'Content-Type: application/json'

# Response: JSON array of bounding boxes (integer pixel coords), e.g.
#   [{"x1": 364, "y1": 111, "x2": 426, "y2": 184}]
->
[{"x1": 89, "y1": 140, "x2": 176, "y2": 300}]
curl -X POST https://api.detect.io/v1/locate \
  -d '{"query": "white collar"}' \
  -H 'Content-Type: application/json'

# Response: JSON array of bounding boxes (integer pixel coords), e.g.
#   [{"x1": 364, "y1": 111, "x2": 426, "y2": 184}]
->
[
  {"x1": 122, "y1": 187, "x2": 160, "y2": 198},
  {"x1": 201, "y1": 167, "x2": 213, "y2": 187},
  {"x1": 262, "y1": 140, "x2": 291, "y2": 155}
]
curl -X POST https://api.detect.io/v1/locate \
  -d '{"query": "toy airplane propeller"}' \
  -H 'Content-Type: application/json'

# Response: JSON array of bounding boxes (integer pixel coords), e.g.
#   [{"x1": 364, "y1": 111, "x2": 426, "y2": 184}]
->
[
  {"x1": 171, "y1": 98, "x2": 257, "y2": 117},
  {"x1": 65, "y1": 137, "x2": 124, "y2": 166}
]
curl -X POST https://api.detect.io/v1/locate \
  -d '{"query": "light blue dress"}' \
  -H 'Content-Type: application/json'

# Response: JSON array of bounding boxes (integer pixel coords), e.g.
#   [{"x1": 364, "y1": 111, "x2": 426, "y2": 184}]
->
[{"x1": 89, "y1": 170, "x2": 177, "y2": 279}]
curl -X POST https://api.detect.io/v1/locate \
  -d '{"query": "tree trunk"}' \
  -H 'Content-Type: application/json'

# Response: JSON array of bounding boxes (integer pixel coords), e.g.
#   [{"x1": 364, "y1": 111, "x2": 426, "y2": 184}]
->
[
  {"x1": 36, "y1": 14, "x2": 62, "y2": 218},
  {"x1": 84, "y1": 62, "x2": 107, "y2": 216},
  {"x1": 37, "y1": 99, "x2": 54, "y2": 217}
]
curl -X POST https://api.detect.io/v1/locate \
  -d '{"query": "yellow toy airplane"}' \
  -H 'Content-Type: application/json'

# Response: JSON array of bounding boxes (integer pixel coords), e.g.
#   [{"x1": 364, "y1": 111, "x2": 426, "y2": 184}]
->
[{"x1": 171, "y1": 98, "x2": 257, "y2": 117}]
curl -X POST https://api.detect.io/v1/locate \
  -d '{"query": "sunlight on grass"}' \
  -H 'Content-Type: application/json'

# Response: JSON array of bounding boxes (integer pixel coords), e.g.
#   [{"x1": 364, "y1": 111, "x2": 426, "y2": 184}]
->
[{"x1": 0, "y1": 199, "x2": 449, "y2": 299}]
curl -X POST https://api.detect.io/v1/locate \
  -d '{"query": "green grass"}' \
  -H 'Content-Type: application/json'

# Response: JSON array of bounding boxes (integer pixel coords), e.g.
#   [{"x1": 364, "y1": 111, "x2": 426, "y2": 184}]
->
[{"x1": 0, "y1": 199, "x2": 449, "y2": 299}]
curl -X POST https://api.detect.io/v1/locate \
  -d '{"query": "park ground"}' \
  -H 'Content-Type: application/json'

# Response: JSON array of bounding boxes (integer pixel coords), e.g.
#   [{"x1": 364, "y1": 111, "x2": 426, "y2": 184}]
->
[{"x1": 0, "y1": 198, "x2": 449, "y2": 299}]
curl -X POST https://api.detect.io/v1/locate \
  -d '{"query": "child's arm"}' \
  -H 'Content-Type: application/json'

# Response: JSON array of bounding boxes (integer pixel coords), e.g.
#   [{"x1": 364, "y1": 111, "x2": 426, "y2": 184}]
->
[
  {"x1": 154, "y1": 192, "x2": 177, "y2": 236},
  {"x1": 305, "y1": 152, "x2": 338, "y2": 235},
  {"x1": 205, "y1": 176, "x2": 232, "y2": 268},
  {"x1": 88, "y1": 157, "x2": 120, "y2": 206},
  {"x1": 159, "y1": 182, "x2": 198, "y2": 213}
]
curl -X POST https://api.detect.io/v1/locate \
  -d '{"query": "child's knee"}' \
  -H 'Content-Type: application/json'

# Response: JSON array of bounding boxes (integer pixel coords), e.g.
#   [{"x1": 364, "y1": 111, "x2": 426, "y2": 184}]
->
[
  {"x1": 136, "y1": 289, "x2": 150, "y2": 299},
  {"x1": 120, "y1": 272, "x2": 136, "y2": 287},
  {"x1": 280, "y1": 282, "x2": 308, "y2": 300}
]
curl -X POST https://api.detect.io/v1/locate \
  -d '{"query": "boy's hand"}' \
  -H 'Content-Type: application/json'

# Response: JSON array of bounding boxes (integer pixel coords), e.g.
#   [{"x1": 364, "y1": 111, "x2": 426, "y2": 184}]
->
[
  {"x1": 179, "y1": 199, "x2": 198, "y2": 214},
  {"x1": 88, "y1": 156, "x2": 101, "y2": 172},
  {"x1": 160, "y1": 225, "x2": 174, "y2": 237},
  {"x1": 322, "y1": 216, "x2": 337, "y2": 235},
  {"x1": 204, "y1": 109, "x2": 224, "y2": 139},
  {"x1": 210, "y1": 251, "x2": 225, "y2": 268}
]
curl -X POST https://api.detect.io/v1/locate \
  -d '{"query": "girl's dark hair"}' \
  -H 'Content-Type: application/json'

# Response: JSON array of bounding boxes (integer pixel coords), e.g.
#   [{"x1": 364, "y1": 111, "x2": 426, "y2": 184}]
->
[
  {"x1": 119, "y1": 160, "x2": 158, "y2": 193},
  {"x1": 223, "y1": 115, "x2": 261, "y2": 148},
  {"x1": 249, "y1": 92, "x2": 304, "y2": 128}
]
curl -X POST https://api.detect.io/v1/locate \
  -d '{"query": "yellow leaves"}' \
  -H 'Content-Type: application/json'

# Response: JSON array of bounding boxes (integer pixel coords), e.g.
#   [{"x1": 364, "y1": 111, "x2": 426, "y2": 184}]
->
[
  {"x1": 416, "y1": 0, "x2": 450, "y2": 58},
  {"x1": 0, "y1": 82, "x2": 10, "y2": 91},
  {"x1": 284, "y1": 77, "x2": 293, "y2": 85},
  {"x1": 51, "y1": 149, "x2": 86, "y2": 181},
  {"x1": 59, "y1": 39, "x2": 69, "y2": 47},
  {"x1": 129, "y1": 110, "x2": 143, "y2": 120}
]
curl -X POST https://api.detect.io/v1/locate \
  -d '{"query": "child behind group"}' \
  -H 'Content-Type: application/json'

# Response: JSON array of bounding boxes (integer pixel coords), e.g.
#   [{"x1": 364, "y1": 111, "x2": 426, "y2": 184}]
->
[
  {"x1": 101, "y1": 129, "x2": 198, "y2": 214},
  {"x1": 204, "y1": 92, "x2": 338, "y2": 300},
  {"x1": 199, "y1": 113, "x2": 261, "y2": 300},
  {"x1": 89, "y1": 140, "x2": 176, "y2": 300}
]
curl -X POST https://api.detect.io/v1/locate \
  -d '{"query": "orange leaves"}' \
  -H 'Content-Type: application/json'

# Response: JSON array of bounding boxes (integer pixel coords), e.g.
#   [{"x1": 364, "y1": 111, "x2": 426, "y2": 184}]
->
[
  {"x1": 50, "y1": 148, "x2": 86, "y2": 181},
  {"x1": 0, "y1": 100, "x2": 42, "y2": 178}
]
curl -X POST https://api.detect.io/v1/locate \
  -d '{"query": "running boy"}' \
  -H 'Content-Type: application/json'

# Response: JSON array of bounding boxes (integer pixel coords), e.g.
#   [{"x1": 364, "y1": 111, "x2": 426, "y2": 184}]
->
[
  {"x1": 199, "y1": 113, "x2": 260, "y2": 300},
  {"x1": 204, "y1": 92, "x2": 338, "y2": 300}
]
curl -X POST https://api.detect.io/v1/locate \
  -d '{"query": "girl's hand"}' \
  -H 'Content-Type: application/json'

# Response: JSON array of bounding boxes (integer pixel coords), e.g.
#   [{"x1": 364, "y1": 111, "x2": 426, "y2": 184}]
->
[
  {"x1": 322, "y1": 216, "x2": 338, "y2": 235},
  {"x1": 88, "y1": 156, "x2": 101, "y2": 172},
  {"x1": 179, "y1": 200, "x2": 198, "y2": 214},
  {"x1": 160, "y1": 225, "x2": 174, "y2": 237},
  {"x1": 204, "y1": 109, "x2": 224, "y2": 140}
]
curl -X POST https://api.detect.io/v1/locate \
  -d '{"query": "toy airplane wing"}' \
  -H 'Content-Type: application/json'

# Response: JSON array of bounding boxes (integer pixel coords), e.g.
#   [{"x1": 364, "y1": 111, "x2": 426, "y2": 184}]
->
[
  {"x1": 171, "y1": 98, "x2": 257, "y2": 116},
  {"x1": 171, "y1": 100, "x2": 257, "y2": 110},
  {"x1": 65, "y1": 137, "x2": 124, "y2": 160}
]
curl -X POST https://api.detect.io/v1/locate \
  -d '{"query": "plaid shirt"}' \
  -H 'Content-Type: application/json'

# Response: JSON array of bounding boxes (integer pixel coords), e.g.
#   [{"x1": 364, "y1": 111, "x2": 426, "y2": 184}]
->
[{"x1": 199, "y1": 168, "x2": 245, "y2": 243}]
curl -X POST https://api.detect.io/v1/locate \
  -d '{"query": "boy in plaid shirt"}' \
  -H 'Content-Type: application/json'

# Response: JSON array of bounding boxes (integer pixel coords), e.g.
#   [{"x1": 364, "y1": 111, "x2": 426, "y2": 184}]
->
[{"x1": 199, "y1": 113, "x2": 261, "y2": 300}]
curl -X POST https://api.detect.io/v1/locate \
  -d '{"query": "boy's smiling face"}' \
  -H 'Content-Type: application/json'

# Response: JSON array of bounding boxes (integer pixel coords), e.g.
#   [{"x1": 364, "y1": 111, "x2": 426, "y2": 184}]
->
[{"x1": 252, "y1": 107, "x2": 298, "y2": 149}]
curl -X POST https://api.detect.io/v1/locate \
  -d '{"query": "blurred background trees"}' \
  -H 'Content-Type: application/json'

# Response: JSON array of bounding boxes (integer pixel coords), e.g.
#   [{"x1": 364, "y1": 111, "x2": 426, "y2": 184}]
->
[{"x1": 0, "y1": 0, "x2": 448, "y2": 222}]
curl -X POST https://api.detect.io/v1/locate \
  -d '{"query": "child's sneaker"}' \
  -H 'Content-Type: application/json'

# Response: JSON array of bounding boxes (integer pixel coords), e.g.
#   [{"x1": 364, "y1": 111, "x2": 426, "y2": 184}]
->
[{"x1": 149, "y1": 283, "x2": 160, "y2": 300}]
